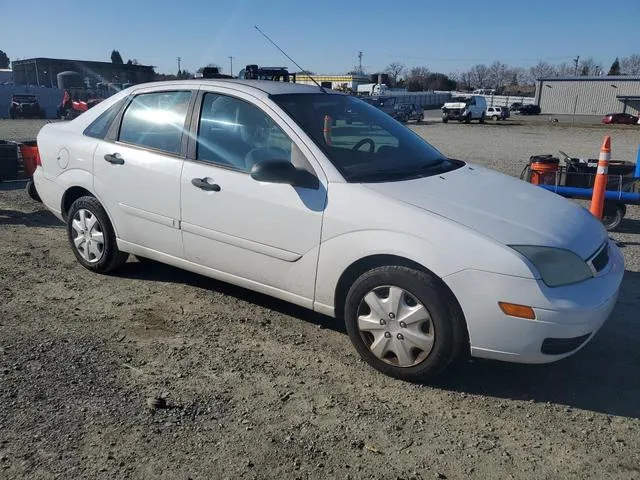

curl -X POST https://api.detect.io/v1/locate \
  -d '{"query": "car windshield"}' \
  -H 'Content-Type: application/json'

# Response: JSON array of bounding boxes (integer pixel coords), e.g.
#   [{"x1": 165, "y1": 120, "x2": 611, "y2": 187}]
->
[
  {"x1": 272, "y1": 93, "x2": 459, "y2": 183},
  {"x1": 451, "y1": 96, "x2": 470, "y2": 103},
  {"x1": 13, "y1": 96, "x2": 36, "y2": 102}
]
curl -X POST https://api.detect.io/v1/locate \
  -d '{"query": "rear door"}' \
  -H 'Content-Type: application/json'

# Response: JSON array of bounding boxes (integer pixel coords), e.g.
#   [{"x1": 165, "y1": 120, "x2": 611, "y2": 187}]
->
[{"x1": 93, "y1": 88, "x2": 195, "y2": 257}]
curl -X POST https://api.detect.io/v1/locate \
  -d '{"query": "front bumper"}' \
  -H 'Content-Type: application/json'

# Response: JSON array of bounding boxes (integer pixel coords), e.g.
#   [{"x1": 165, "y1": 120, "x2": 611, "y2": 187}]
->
[{"x1": 443, "y1": 239, "x2": 624, "y2": 363}]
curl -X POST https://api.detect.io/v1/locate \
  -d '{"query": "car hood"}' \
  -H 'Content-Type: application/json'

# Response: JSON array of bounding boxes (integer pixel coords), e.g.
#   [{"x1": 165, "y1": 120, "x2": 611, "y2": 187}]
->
[
  {"x1": 364, "y1": 164, "x2": 606, "y2": 259},
  {"x1": 443, "y1": 102, "x2": 467, "y2": 109}
]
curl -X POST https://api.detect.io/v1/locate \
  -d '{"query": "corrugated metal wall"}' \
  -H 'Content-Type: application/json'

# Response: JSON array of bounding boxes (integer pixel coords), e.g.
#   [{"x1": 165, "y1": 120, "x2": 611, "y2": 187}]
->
[{"x1": 537, "y1": 78, "x2": 640, "y2": 115}]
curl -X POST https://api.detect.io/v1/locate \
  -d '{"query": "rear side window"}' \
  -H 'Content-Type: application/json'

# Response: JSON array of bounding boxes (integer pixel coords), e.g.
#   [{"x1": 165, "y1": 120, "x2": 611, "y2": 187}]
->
[
  {"x1": 84, "y1": 99, "x2": 126, "y2": 139},
  {"x1": 118, "y1": 91, "x2": 191, "y2": 155}
]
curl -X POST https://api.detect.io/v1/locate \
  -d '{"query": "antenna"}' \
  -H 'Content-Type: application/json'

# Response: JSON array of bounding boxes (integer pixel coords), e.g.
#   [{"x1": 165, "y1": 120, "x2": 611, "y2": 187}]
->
[{"x1": 254, "y1": 25, "x2": 327, "y2": 93}]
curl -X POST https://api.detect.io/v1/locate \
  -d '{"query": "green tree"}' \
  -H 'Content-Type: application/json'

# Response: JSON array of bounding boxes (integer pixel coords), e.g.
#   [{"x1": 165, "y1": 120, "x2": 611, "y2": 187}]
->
[
  {"x1": 608, "y1": 57, "x2": 621, "y2": 75},
  {"x1": 111, "y1": 50, "x2": 124, "y2": 64},
  {"x1": 0, "y1": 50, "x2": 9, "y2": 69}
]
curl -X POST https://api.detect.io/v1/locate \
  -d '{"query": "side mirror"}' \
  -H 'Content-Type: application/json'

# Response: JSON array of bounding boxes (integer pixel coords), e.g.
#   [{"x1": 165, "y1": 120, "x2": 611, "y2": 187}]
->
[{"x1": 250, "y1": 159, "x2": 319, "y2": 190}]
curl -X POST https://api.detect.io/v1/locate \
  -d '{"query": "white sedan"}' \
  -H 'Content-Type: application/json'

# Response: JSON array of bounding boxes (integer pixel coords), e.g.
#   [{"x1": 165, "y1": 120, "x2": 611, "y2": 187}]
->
[{"x1": 33, "y1": 80, "x2": 624, "y2": 382}]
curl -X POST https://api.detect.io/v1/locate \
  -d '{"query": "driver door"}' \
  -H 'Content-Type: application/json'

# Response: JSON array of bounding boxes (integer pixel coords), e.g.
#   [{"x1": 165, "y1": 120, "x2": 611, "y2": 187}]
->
[{"x1": 180, "y1": 89, "x2": 327, "y2": 307}]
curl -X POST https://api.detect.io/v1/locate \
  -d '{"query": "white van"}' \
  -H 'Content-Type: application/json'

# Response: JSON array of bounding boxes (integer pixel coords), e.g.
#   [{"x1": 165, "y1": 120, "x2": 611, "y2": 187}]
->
[{"x1": 442, "y1": 95, "x2": 487, "y2": 123}]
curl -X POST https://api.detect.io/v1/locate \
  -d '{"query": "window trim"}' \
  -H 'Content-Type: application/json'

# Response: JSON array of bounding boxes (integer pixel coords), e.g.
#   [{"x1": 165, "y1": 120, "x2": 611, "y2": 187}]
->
[
  {"x1": 187, "y1": 89, "x2": 302, "y2": 175},
  {"x1": 107, "y1": 89, "x2": 197, "y2": 158},
  {"x1": 82, "y1": 97, "x2": 129, "y2": 139}
]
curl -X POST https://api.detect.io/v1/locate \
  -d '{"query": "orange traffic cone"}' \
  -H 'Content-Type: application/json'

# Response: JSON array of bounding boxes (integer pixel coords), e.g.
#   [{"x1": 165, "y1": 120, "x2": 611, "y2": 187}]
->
[{"x1": 589, "y1": 136, "x2": 611, "y2": 219}]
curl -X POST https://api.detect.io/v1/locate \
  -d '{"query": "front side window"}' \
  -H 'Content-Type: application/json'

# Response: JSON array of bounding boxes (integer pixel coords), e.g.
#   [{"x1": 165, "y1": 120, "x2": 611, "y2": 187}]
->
[
  {"x1": 272, "y1": 93, "x2": 460, "y2": 182},
  {"x1": 118, "y1": 91, "x2": 191, "y2": 154},
  {"x1": 196, "y1": 93, "x2": 292, "y2": 171}
]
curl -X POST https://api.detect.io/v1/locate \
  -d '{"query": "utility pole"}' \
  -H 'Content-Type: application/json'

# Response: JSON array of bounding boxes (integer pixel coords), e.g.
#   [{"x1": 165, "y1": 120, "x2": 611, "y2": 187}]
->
[
  {"x1": 358, "y1": 51, "x2": 363, "y2": 75},
  {"x1": 228, "y1": 56, "x2": 234, "y2": 77},
  {"x1": 177, "y1": 56, "x2": 181, "y2": 74},
  {"x1": 573, "y1": 55, "x2": 580, "y2": 76}
]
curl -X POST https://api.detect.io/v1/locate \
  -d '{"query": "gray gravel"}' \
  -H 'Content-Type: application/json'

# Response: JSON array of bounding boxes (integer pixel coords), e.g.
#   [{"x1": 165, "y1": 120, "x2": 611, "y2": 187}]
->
[{"x1": 1, "y1": 119, "x2": 639, "y2": 480}]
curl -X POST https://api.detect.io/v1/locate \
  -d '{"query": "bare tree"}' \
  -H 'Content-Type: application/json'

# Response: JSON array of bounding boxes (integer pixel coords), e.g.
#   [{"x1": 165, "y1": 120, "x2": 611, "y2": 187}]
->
[
  {"x1": 526, "y1": 61, "x2": 556, "y2": 84},
  {"x1": 487, "y1": 61, "x2": 509, "y2": 90},
  {"x1": 469, "y1": 64, "x2": 490, "y2": 89},
  {"x1": 620, "y1": 54, "x2": 640, "y2": 75},
  {"x1": 578, "y1": 57, "x2": 598, "y2": 76},
  {"x1": 384, "y1": 62, "x2": 405, "y2": 86},
  {"x1": 406, "y1": 67, "x2": 430, "y2": 91},
  {"x1": 555, "y1": 62, "x2": 574, "y2": 77}
]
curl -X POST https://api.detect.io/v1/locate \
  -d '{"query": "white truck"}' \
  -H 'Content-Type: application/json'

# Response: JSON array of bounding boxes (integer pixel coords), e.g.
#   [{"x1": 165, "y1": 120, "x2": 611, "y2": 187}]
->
[
  {"x1": 356, "y1": 83, "x2": 389, "y2": 96},
  {"x1": 441, "y1": 95, "x2": 487, "y2": 123}
]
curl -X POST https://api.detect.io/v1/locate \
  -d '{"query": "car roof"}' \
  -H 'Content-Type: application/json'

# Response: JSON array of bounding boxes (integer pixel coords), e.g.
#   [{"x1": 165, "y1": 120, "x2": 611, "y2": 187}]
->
[{"x1": 131, "y1": 79, "x2": 342, "y2": 97}]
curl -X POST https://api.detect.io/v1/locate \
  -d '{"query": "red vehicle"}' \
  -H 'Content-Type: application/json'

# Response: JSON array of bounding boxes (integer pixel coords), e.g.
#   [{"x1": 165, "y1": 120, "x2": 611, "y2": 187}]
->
[{"x1": 601, "y1": 113, "x2": 639, "y2": 125}]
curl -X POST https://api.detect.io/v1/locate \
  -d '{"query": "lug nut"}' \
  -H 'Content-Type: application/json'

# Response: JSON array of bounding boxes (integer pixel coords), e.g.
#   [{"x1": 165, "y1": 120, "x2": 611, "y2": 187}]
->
[
  {"x1": 379, "y1": 319, "x2": 386, "y2": 326},
  {"x1": 399, "y1": 321, "x2": 407, "y2": 328},
  {"x1": 397, "y1": 333, "x2": 404, "y2": 340},
  {"x1": 388, "y1": 313, "x2": 396, "y2": 319},
  {"x1": 384, "y1": 332, "x2": 391, "y2": 338}
]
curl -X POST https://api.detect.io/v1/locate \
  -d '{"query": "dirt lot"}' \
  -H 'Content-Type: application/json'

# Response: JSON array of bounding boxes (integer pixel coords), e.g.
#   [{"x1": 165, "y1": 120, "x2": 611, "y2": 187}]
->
[{"x1": 1, "y1": 118, "x2": 639, "y2": 480}]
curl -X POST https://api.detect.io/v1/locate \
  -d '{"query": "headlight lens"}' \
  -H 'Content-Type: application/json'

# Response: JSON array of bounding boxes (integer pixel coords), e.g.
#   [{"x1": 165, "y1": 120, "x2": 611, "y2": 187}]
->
[{"x1": 510, "y1": 245, "x2": 593, "y2": 287}]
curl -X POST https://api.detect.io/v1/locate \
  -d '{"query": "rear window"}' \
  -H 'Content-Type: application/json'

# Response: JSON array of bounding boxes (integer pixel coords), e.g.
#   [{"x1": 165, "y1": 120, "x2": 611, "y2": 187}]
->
[{"x1": 83, "y1": 98, "x2": 127, "y2": 139}]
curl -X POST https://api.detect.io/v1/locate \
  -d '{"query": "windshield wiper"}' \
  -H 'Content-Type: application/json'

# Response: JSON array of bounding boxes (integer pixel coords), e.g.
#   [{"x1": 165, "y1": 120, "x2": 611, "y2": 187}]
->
[{"x1": 349, "y1": 159, "x2": 450, "y2": 182}]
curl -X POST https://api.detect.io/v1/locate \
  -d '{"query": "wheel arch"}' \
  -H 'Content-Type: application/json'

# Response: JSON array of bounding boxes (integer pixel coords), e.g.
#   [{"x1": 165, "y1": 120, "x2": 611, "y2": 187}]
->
[
  {"x1": 60, "y1": 185, "x2": 120, "y2": 238},
  {"x1": 333, "y1": 254, "x2": 469, "y2": 354}
]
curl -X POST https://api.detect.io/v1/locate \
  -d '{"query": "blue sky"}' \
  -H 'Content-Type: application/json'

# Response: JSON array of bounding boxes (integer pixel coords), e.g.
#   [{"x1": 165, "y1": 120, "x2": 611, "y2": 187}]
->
[{"x1": 3, "y1": 0, "x2": 639, "y2": 75}]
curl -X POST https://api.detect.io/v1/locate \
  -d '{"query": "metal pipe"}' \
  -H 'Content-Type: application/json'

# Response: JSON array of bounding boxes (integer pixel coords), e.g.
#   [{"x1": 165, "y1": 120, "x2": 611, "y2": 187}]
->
[
  {"x1": 636, "y1": 146, "x2": 640, "y2": 178},
  {"x1": 539, "y1": 184, "x2": 640, "y2": 204}
]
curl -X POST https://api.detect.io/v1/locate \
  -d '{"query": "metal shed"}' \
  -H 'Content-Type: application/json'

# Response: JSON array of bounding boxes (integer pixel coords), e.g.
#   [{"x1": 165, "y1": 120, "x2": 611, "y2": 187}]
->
[{"x1": 535, "y1": 76, "x2": 640, "y2": 116}]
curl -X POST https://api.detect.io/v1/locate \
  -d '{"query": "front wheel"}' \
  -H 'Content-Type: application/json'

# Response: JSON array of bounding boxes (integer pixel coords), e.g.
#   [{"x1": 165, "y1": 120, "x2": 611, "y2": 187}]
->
[
  {"x1": 479, "y1": 114, "x2": 485, "y2": 124},
  {"x1": 442, "y1": 115, "x2": 448, "y2": 123},
  {"x1": 67, "y1": 196, "x2": 128, "y2": 273},
  {"x1": 602, "y1": 202, "x2": 626, "y2": 231},
  {"x1": 344, "y1": 266, "x2": 467, "y2": 382}
]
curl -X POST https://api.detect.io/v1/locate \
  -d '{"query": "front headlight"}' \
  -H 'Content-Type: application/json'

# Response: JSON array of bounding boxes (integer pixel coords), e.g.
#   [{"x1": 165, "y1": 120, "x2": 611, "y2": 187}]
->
[{"x1": 510, "y1": 245, "x2": 593, "y2": 287}]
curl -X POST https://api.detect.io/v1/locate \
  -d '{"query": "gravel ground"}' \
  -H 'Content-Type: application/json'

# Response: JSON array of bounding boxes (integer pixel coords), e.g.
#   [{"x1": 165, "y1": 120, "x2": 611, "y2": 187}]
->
[{"x1": 1, "y1": 119, "x2": 639, "y2": 480}]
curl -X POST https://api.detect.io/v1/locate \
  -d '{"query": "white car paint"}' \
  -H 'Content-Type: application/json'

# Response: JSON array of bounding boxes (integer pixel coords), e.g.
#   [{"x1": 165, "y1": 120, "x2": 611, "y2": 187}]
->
[{"x1": 34, "y1": 79, "x2": 624, "y2": 367}]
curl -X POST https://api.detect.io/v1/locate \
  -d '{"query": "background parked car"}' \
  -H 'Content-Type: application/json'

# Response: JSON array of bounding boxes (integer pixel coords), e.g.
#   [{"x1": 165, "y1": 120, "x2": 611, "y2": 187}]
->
[
  {"x1": 601, "y1": 113, "x2": 639, "y2": 125},
  {"x1": 8, "y1": 94, "x2": 46, "y2": 119},
  {"x1": 392, "y1": 103, "x2": 424, "y2": 123},
  {"x1": 509, "y1": 102, "x2": 523, "y2": 113},
  {"x1": 518, "y1": 104, "x2": 541, "y2": 115},
  {"x1": 486, "y1": 106, "x2": 509, "y2": 120}
]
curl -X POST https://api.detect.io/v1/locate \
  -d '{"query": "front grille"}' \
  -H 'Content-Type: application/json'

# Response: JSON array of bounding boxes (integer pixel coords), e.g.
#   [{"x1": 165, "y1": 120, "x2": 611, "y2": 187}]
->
[
  {"x1": 590, "y1": 243, "x2": 610, "y2": 273},
  {"x1": 541, "y1": 334, "x2": 592, "y2": 355}
]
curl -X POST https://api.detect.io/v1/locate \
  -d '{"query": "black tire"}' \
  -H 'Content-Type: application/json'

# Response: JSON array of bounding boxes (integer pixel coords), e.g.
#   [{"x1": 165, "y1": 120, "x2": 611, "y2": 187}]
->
[
  {"x1": 26, "y1": 179, "x2": 41, "y2": 202},
  {"x1": 464, "y1": 113, "x2": 471, "y2": 124},
  {"x1": 442, "y1": 115, "x2": 448, "y2": 123},
  {"x1": 602, "y1": 203, "x2": 626, "y2": 231},
  {"x1": 479, "y1": 114, "x2": 485, "y2": 124},
  {"x1": 66, "y1": 196, "x2": 128, "y2": 273},
  {"x1": 344, "y1": 266, "x2": 467, "y2": 382}
]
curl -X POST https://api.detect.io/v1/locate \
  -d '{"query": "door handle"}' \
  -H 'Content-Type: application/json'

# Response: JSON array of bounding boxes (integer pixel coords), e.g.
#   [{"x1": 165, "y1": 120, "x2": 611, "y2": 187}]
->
[
  {"x1": 191, "y1": 177, "x2": 221, "y2": 192},
  {"x1": 104, "y1": 153, "x2": 124, "y2": 165}
]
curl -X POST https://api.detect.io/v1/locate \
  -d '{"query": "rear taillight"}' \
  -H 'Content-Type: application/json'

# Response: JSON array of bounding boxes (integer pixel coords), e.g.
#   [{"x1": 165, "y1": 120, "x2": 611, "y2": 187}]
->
[{"x1": 35, "y1": 149, "x2": 42, "y2": 167}]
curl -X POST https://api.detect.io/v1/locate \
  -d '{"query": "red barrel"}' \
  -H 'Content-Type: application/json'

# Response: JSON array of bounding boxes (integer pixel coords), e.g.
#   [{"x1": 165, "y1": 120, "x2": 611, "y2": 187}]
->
[
  {"x1": 529, "y1": 156, "x2": 559, "y2": 185},
  {"x1": 19, "y1": 141, "x2": 40, "y2": 178}
]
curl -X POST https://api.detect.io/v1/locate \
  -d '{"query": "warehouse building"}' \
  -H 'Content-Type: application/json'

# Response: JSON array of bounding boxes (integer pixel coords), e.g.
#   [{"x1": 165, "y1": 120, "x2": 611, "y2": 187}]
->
[
  {"x1": 535, "y1": 76, "x2": 640, "y2": 115},
  {"x1": 11, "y1": 57, "x2": 155, "y2": 88},
  {"x1": 294, "y1": 73, "x2": 371, "y2": 90}
]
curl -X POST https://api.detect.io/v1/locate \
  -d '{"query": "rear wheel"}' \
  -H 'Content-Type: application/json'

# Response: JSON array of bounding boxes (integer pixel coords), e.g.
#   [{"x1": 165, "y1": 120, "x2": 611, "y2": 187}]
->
[
  {"x1": 479, "y1": 114, "x2": 485, "y2": 124},
  {"x1": 67, "y1": 196, "x2": 128, "y2": 273},
  {"x1": 25, "y1": 179, "x2": 41, "y2": 202},
  {"x1": 344, "y1": 266, "x2": 467, "y2": 382},
  {"x1": 464, "y1": 113, "x2": 471, "y2": 124},
  {"x1": 442, "y1": 115, "x2": 448, "y2": 123}
]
